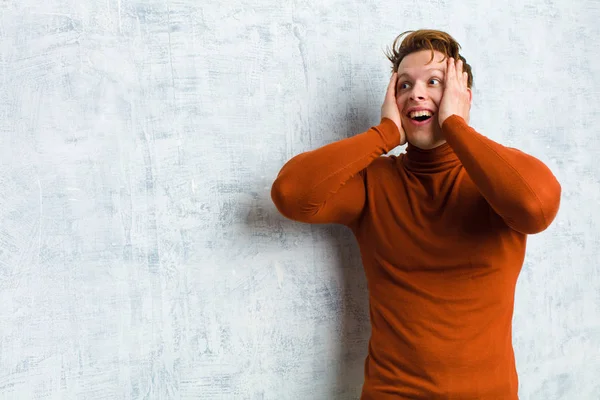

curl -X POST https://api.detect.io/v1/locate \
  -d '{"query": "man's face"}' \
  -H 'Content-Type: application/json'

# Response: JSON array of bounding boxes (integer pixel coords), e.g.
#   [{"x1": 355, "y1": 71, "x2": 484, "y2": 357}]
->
[{"x1": 395, "y1": 49, "x2": 448, "y2": 149}]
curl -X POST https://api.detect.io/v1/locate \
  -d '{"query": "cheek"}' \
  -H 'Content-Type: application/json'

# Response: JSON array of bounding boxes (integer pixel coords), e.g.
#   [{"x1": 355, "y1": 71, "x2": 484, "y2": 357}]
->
[
  {"x1": 432, "y1": 89, "x2": 444, "y2": 105},
  {"x1": 396, "y1": 96, "x2": 407, "y2": 113}
]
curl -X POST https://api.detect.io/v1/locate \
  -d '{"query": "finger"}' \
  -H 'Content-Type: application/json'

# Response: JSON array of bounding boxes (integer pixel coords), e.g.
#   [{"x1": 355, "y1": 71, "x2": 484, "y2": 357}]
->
[
  {"x1": 386, "y1": 72, "x2": 397, "y2": 99},
  {"x1": 447, "y1": 57, "x2": 455, "y2": 81},
  {"x1": 463, "y1": 71, "x2": 468, "y2": 88},
  {"x1": 455, "y1": 59, "x2": 463, "y2": 84}
]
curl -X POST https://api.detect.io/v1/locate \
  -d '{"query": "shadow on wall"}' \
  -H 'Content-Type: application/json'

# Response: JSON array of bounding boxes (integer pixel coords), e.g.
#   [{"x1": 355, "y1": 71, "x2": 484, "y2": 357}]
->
[
  {"x1": 322, "y1": 224, "x2": 371, "y2": 400},
  {"x1": 242, "y1": 106, "x2": 376, "y2": 398},
  {"x1": 245, "y1": 199, "x2": 371, "y2": 399},
  {"x1": 306, "y1": 87, "x2": 376, "y2": 400}
]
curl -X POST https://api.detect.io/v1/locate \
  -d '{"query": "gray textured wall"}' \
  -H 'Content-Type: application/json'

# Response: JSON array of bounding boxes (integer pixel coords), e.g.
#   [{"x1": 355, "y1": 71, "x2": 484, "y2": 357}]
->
[{"x1": 1, "y1": 0, "x2": 599, "y2": 399}]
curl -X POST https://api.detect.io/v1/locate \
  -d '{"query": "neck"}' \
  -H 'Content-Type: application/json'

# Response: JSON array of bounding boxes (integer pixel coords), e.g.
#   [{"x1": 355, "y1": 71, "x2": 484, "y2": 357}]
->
[
  {"x1": 409, "y1": 139, "x2": 447, "y2": 150},
  {"x1": 403, "y1": 141, "x2": 459, "y2": 172}
]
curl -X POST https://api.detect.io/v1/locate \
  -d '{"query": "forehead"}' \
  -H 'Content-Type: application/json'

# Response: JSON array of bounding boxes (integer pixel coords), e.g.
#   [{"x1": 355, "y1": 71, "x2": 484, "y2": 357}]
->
[{"x1": 397, "y1": 50, "x2": 447, "y2": 76}]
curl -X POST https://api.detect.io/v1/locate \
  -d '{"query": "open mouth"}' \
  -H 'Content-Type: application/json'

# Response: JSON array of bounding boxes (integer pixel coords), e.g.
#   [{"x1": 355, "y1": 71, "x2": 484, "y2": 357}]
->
[
  {"x1": 406, "y1": 110, "x2": 434, "y2": 124},
  {"x1": 411, "y1": 115, "x2": 432, "y2": 122}
]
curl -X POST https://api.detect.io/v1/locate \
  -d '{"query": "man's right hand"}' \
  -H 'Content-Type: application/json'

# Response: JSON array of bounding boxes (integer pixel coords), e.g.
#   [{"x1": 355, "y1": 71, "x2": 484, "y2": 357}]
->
[{"x1": 381, "y1": 72, "x2": 406, "y2": 145}]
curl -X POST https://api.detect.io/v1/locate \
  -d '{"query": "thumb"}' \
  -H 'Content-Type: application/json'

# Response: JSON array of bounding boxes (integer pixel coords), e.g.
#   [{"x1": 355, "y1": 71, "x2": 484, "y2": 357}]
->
[{"x1": 386, "y1": 72, "x2": 397, "y2": 101}]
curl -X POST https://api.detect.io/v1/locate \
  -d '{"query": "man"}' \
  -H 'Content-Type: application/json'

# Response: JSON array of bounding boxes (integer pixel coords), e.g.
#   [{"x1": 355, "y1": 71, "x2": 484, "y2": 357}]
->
[{"x1": 270, "y1": 29, "x2": 561, "y2": 399}]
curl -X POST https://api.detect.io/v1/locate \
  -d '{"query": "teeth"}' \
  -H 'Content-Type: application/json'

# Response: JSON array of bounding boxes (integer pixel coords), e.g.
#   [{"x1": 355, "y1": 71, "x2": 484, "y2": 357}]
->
[{"x1": 409, "y1": 110, "x2": 433, "y2": 118}]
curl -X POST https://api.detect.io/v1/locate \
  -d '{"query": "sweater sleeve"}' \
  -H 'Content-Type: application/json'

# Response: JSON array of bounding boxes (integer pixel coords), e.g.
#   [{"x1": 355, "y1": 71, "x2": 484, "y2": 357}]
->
[
  {"x1": 442, "y1": 114, "x2": 561, "y2": 234},
  {"x1": 271, "y1": 118, "x2": 400, "y2": 225}
]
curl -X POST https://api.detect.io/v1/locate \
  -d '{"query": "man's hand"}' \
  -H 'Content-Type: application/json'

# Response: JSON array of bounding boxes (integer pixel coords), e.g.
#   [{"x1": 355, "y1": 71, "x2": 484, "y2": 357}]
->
[
  {"x1": 381, "y1": 72, "x2": 406, "y2": 145},
  {"x1": 438, "y1": 57, "x2": 471, "y2": 127}
]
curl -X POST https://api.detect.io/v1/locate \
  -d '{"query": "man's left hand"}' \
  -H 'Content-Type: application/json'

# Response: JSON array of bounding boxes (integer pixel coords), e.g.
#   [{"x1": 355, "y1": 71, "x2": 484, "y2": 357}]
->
[{"x1": 438, "y1": 57, "x2": 471, "y2": 126}]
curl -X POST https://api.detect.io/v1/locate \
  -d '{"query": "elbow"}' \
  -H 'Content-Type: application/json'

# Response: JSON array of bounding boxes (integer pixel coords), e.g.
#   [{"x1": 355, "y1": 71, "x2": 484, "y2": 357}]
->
[
  {"x1": 271, "y1": 176, "x2": 307, "y2": 221},
  {"x1": 271, "y1": 177, "x2": 293, "y2": 218},
  {"x1": 511, "y1": 181, "x2": 562, "y2": 234}
]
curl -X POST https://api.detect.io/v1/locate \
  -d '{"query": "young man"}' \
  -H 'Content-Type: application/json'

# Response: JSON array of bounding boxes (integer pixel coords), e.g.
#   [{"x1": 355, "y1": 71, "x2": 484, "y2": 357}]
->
[{"x1": 270, "y1": 29, "x2": 561, "y2": 399}]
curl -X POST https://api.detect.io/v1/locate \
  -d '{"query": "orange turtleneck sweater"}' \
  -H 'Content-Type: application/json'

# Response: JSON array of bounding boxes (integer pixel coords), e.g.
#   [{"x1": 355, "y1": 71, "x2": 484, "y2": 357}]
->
[{"x1": 270, "y1": 115, "x2": 561, "y2": 399}]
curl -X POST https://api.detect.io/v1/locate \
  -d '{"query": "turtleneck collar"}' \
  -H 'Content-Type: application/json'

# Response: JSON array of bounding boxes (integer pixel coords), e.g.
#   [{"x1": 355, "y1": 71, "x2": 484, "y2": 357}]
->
[{"x1": 402, "y1": 141, "x2": 460, "y2": 172}]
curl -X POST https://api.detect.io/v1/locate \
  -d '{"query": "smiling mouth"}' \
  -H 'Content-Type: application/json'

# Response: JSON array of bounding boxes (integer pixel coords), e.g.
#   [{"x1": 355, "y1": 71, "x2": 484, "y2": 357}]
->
[
  {"x1": 411, "y1": 115, "x2": 432, "y2": 122},
  {"x1": 406, "y1": 110, "x2": 435, "y2": 122}
]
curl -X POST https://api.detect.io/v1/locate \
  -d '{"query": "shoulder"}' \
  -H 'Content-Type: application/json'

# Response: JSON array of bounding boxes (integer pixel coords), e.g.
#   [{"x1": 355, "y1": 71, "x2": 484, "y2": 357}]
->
[
  {"x1": 363, "y1": 154, "x2": 403, "y2": 182},
  {"x1": 368, "y1": 154, "x2": 402, "y2": 171}
]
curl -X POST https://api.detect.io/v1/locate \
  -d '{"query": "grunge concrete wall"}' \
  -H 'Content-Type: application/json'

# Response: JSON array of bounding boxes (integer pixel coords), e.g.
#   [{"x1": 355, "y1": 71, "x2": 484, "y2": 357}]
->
[{"x1": 1, "y1": 0, "x2": 598, "y2": 399}]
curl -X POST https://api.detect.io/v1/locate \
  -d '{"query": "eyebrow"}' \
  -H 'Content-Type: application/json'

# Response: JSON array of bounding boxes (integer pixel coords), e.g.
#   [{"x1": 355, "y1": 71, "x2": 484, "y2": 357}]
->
[{"x1": 397, "y1": 68, "x2": 445, "y2": 80}]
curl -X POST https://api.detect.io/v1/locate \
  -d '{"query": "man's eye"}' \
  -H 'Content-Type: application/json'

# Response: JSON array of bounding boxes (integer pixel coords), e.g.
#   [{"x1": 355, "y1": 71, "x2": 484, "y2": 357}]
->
[
  {"x1": 400, "y1": 83, "x2": 410, "y2": 89},
  {"x1": 430, "y1": 78, "x2": 441, "y2": 85}
]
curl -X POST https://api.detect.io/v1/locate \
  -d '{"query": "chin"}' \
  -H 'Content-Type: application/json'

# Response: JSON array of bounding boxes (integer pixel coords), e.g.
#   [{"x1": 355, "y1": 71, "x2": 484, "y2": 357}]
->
[
  {"x1": 407, "y1": 128, "x2": 433, "y2": 142},
  {"x1": 406, "y1": 130, "x2": 445, "y2": 150}
]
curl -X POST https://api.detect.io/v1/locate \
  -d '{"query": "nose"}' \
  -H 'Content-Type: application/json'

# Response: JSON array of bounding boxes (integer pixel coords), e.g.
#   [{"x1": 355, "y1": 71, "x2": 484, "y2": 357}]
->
[{"x1": 409, "y1": 82, "x2": 427, "y2": 101}]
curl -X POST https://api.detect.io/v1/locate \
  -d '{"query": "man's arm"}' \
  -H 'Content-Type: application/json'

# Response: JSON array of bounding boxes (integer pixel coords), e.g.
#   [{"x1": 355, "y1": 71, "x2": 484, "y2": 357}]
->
[
  {"x1": 438, "y1": 57, "x2": 561, "y2": 234},
  {"x1": 271, "y1": 118, "x2": 400, "y2": 225},
  {"x1": 271, "y1": 73, "x2": 405, "y2": 226},
  {"x1": 442, "y1": 115, "x2": 561, "y2": 234}
]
